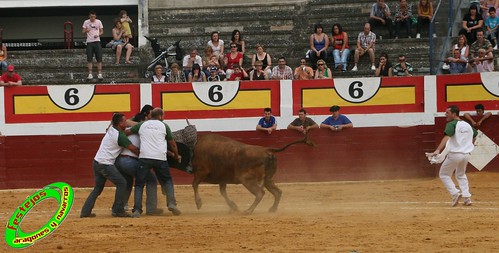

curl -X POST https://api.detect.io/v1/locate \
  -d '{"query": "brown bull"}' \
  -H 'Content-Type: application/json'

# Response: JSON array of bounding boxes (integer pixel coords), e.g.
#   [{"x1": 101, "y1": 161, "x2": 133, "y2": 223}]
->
[{"x1": 192, "y1": 133, "x2": 312, "y2": 214}]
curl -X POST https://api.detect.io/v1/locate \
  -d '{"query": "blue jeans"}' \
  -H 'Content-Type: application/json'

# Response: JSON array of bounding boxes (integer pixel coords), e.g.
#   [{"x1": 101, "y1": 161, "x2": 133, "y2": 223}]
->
[
  {"x1": 81, "y1": 160, "x2": 127, "y2": 216},
  {"x1": 115, "y1": 156, "x2": 159, "y2": 213},
  {"x1": 332, "y1": 49, "x2": 350, "y2": 70},
  {"x1": 0, "y1": 61, "x2": 8, "y2": 72},
  {"x1": 134, "y1": 158, "x2": 177, "y2": 213}
]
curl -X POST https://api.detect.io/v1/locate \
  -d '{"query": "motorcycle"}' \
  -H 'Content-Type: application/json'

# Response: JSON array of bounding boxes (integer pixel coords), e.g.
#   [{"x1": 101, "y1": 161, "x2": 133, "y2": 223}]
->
[{"x1": 143, "y1": 36, "x2": 184, "y2": 78}]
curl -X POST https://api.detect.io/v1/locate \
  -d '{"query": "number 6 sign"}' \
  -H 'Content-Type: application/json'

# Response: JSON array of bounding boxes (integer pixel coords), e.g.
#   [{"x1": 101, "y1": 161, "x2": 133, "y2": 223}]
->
[
  {"x1": 47, "y1": 85, "x2": 96, "y2": 110},
  {"x1": 192, "y1": 81, "x2": 240, "y2": 107},
  {"x1": 333, "y1": 77, "x2": 381, "y2": 103}
]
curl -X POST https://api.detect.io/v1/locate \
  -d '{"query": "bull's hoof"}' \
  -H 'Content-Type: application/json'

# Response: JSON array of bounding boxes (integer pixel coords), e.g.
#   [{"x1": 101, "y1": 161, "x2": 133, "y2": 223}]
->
[
  {"x1": 195, "y1": 199, "x2": 202, "y2": 210},
  {"x1": 268, "y1": 206, "x2": 278, "y2": 213},
  {"x1": 242, "y1": 209, "x2": 254, "y2": 215}
]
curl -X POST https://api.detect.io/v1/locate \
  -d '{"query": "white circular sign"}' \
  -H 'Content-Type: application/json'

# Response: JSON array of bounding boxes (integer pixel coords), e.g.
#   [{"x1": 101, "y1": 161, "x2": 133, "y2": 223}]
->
[
  {"x1": 480, "y1": 72, "x2": 499, "y2": 96},
  {"x1": 47, "y1": 85, "x2": 96, "y2": 110},
  {"x1": 192, "y1": 81, "x2": 240, "y2": 107},
  {"x1": 333, "y1": 77, "x2": 381, "y2": 103}
]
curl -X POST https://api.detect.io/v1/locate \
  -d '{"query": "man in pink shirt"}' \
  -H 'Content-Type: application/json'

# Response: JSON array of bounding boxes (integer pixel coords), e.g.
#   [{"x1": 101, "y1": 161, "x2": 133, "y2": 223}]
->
[{"x1": 82, "y1": 11, "x2": 104, "y2": 81}]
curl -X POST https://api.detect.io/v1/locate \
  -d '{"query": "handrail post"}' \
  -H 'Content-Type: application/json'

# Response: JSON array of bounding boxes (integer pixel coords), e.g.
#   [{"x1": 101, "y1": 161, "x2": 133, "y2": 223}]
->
[{"x1": 63, "y1": 21, "x2": 74, "y2": 49}]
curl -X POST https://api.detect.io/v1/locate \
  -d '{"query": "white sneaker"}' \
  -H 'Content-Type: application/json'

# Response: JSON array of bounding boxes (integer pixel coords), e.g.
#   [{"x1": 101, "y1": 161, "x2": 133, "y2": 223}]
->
[
  {"x1": 416, "y1": 33, "x2": 421, "y2": 39},
  {"x1": 463, "y1": 197, "x2": 472, "y2": 206},
  {"x1": 451, "y1": 193, "x2": 461, "y2": 207},
  {"x1": 86, "y1": 74, "x2": 93, "y2": 80},
  {"x1": 97, "y1": 74, "x2": 103, "y2": 80},
  {"x1": 433, "y1": 33, "x2": 437, "y2": 38},
  {"x1": 351, "y1": 65, "x2": 358, "y2": 71},
  {"x1": 494, "y1": 45, "x2": 498, "y2": 50},
  {"x1": 371, "y1": 65, "x2": 376, "y2": 71}
]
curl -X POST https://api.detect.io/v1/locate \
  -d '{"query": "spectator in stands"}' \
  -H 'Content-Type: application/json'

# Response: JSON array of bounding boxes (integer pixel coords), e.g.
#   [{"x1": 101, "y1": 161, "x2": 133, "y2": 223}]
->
[
  {"x1": 309, "y1": 24, "x2": 329, "y2": 70},
  {"x1": 0, "y1": 65, "x2": 22, "y2": 86},
  {"x1": 226, "y1": 64, "x2": 248, "y2": 81},
  {"x1": 183, "y1": 48, "x2": 203, "y2": 77},
  {"x1": 352, "y1": 23, "x2": 376, "y2": 72},
  {"x1": 331, "y1": 23, "x2": 350, "y2": 72},
  {"x1": 416, "y1": 0, "x2": 436, "y2": 39},
  {"x1": 207, "y1": 66, "x2": 221, "y2": 82},
  {"x1": 459, "y1": 5, "x2": 484, "y2": 44},
  {"x1": 470, "y1": 48, "x2": 495, "y2": 72},
  {"x1": 82, "y1": 10, "x2": 104, "y2": 81},
  {"x1": 151, "y1": 65, "x2": 167, "y2": 83},
  {"x1": 272, "y1": 57, "x2": 293, "y2": 80},
  {"x1": 168, "y1": 63, "x2": 186, "y2": 83},
  {"x1": 454, "y1": 34, "x2": 470, "y2": 62},
  {"x1": 464, "y1": 103, "x2": 493, "y2": 128},
  {"x1": 481, "y1": 0, "x2": 499, "y2": 19},
  {"x1": 111, "y1": 19, "x2": 134, "y2": 65},
  {"x1": 470, "y1": 29, "x2": 493, "y2": 58},
  {"x1": 188, "y1": 63, "x2": 207, "y2": 82},
  {"x1": 230, "y1": 30, "x2": 246, "y2": 55},
  {"x1": 202, "y1": 45, "x2": 215, "y2": 72},
  {"x1": 320, "y1": 105, "x2": 353, "y2": 132},
  {"x1": 369, "y1": 0, "x2": 394, "y2": 39},
  {"x1": 393, "y1": 54, "x2": 413, "y2": 76},
  {"x1": 374, "y1": 52, "x2": 393, "y2": 77},
  {"x1": 445, "y1": 49, "x2": 468, "y2": 74},
  {"x1": 250, "y1": 61, "x2": 269, "y2": 80},
  {"x1": 256, "y1": 107, "x2": 277, "y2": 134},
  {"x1": 251, "y1": 44, "x2": 272, "y2": 78},
  {"x1": 294, "y1": 58, "x2": 314, "y2": 80},
  {"x1": 394, "y1": 0, "x2": 413, "y2": 39},
  {"x1": 119, "y1": 10, "x2": 133, "y2": 44},
  {"x1": 208, "y1": 31, "x2": 225, "y2": 65},
  {"x1": 485, "y1": 7, "x2": 499, "y2": 49},
  {"x1": 224, "y1": 42, "x2": 244, "y2": 79},
  {"x1": 0, "y1": 44, "x2": 8, "y2": 72},
  {"x1": 206, "y1": 55, "x2": 226, "y2": 78},
  {"x1": 287, "y1": 108, "x2": 318, "y2": 134},
  {"x1": 314, "y1": 59, "x2": 333, "y2": 79}
]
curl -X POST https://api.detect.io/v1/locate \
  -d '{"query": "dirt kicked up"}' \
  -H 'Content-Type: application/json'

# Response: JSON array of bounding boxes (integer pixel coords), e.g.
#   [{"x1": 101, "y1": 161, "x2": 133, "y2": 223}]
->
[{"x1": 1, "y1": 172, "x2": 498, "y2": 253}]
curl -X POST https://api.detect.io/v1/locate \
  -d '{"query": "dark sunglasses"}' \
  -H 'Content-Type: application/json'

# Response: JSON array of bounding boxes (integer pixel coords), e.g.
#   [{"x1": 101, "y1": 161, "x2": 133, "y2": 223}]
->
[{"x1": 318, "y1": 64, "x2": 324, "y2": 66}]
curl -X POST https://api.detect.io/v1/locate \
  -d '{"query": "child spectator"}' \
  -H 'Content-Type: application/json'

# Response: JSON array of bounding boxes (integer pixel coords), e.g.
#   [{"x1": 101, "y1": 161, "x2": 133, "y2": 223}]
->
[
  {"x1": 207, "y1": 67, "x2": 221, "y2": 82},
  {"x1": 226, "y1": 64, "x2": 248, "y2": 81},
  {"x1": 485, "y1": 7, "x2": 499, "y2": 49},
  {"x1": 119, "y1": 10, "x2": 133, "y2": 44}
]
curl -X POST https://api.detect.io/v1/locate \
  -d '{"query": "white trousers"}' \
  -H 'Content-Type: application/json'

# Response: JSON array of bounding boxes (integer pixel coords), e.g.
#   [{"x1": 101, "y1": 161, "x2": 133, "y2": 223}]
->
[{"x1": 439, "y1": 153, "x2": 471, "y2": 198}]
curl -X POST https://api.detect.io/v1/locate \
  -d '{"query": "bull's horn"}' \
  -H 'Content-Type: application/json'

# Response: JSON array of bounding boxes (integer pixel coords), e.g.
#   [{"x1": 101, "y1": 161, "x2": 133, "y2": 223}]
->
[{"x1": 186, "y1": 119, "x2": 191, "y2": 126}]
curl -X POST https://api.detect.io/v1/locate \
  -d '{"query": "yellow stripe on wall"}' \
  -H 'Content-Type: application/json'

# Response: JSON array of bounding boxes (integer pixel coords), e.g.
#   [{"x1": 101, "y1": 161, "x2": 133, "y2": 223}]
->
[
  {"x1": 14, "y1": 94, "x2": 131, "y2": 114},
  {"x1": 447, "y1": 84, "x2": 499, "y2": 102},
  {"x1": 303, "y1": 87, "x2": 416, "y2": 107},
  {"x1": 163, "y1": 90, "x2": 271, "y2": 111}
]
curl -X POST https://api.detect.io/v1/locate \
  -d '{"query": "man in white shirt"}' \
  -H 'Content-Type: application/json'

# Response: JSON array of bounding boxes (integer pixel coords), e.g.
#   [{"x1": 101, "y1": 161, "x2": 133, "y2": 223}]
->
[
  {"x1": 430, "y1": 105, "x2": 477, "y2": 207},
  {"x1": 80, "y1": 113, "x2": 139, "y2": 218},
  {"x1": 182, "y1": 48, "x2": 203, "y2": 77},
  {"x1": 128, "y1": 108, "x2": 182, "y2": 217}
]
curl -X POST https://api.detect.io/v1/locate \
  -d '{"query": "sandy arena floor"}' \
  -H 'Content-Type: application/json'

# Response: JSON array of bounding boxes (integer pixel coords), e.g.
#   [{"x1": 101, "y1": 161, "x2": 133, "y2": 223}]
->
[{"x1": 1, "y1": 172, "x2": 498, "y2": 253}]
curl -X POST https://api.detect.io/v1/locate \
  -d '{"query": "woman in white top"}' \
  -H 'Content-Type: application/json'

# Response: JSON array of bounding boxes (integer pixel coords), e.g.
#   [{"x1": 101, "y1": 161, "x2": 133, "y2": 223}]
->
[
  {"x1": 151, "y1": 64, "x2": 167, "y2": 83},
  {"x1": 453, "y1": 34, "x2": 469, "y2": 61},
  {"x1": 207, "y1": 31, "x2": 225, "y2": 65}
]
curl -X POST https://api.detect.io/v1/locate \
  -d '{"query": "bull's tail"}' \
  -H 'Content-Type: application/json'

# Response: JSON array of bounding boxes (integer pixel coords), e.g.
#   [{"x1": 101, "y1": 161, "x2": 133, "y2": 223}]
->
[{"x1": 268, "y1": 131, "x2": 314, "y2": 153}]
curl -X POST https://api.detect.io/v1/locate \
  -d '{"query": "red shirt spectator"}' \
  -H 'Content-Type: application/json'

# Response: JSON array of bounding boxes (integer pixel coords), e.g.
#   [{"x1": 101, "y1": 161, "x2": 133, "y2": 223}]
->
[{"x1": 0, "y1": 65, "x2": 22, "y2": 86}]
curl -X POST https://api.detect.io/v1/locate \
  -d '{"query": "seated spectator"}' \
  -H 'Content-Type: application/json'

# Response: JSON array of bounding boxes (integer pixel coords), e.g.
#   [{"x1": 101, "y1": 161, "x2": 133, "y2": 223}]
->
[
  {"x1": 459, "y1": 5, "x2": 484, "y2": 44},
  {"x1": 151, "y1": 64, "x2": 167, "y2": 83},
  {"x1": 206, "y1": 55, "x2": 226, "y2": 77},
  {"x1": 320, "y1": 105, "x2": 353, "y2": 132},
  {"x1": 309, "y1": 24, "x2": 329, "y2": 69},
  {"x1": 352, "y1": 23, "x2": 376, "y2": 72},
  {"x1": 464, "y1": 103, "x2": 493, "y2": 128},
  {"x1": 251, "y1": 44, "x2": 272, "y2": 78},
  {"x1": 444, "y1": 49, "x2": 468, "y2": 74},
  {"x1": 331, "y1": 23, "x2": 350, "y2": 72},
  {"x1": 416, "y1": 0, "x2": 436, "y2": 39},
  {"x1": 394, "y1": 0, "x2": 413, "y2": 39},
  {"x1": 481, "y1": 0, "x2": 499, "y2": 19},
  {"x1": 454, "y1": 34, "x2": 470, "y2": 61},
  {"x1": 470, "y1": 30, "x2": 493, "y2": 58},
  {"x1": 207, "y1": 31, "x2": 225, "y2": 65},
  {"x1": 369, "y1": 0, "x2": 394, "y2": 39},
  {"x1": 226, "y1": 64, "x2": 248, "y2": 81},
  {"x1": 0, "y1": 65, "x2": 22, "y2": 86},
  {"x1": 250, "y1": 61, "x2": 269, "y2": 80},
  {"x1": 485, "y1": 7, "x2": 499, "y2": 49},
  {"x1": 287, "y1": 108, "x2": 318, "y2": 134},
  {"x1": 314, "y1": 59, "x2": 333, "y2": 79},
  {"x1": 0, "y1": 44, "x2": 9, "y2": 72},
  {"x1": 294, "y1": 58, "x2": 314, "y2": 80},
  {"x1": 188, "y1": 64, "x2": 207, "y2": 82},
  {"x1": 230, "y1": 30, "x2": 246, "y2": 55},
  {"x1": 272, "y1": 57, "x2": 293, "y2": 80},
  {"x1": 207, "y1": 67, "x2": 221, "y2": 82},
  {"x1": 374, "y1": 52, "x2": 393, "y2": 77},
  {"x1": 393, "y1": 54, "x2": 413, "y2": 76},
  {"x1": 224, "y1": 42, "x2": 244, "y2": 79},
  {"x1": 470, "y1": 48, "x2": 494, "y2": 72},
  {"x1": 168, "y1": 63, "x2": 186, "y2": 83},
  {"x1": 202, "y1": 45, "x2": 215, "y2": 71},
  {"x1": 256, "y1": 107, "x2": 277, "y2": 134},
  {"x1": 183, "y1": 48, "x2": 203, "y2": 77},
  {"x1": 111, "y1": 19, "x2": 134, "y2": 64}
]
